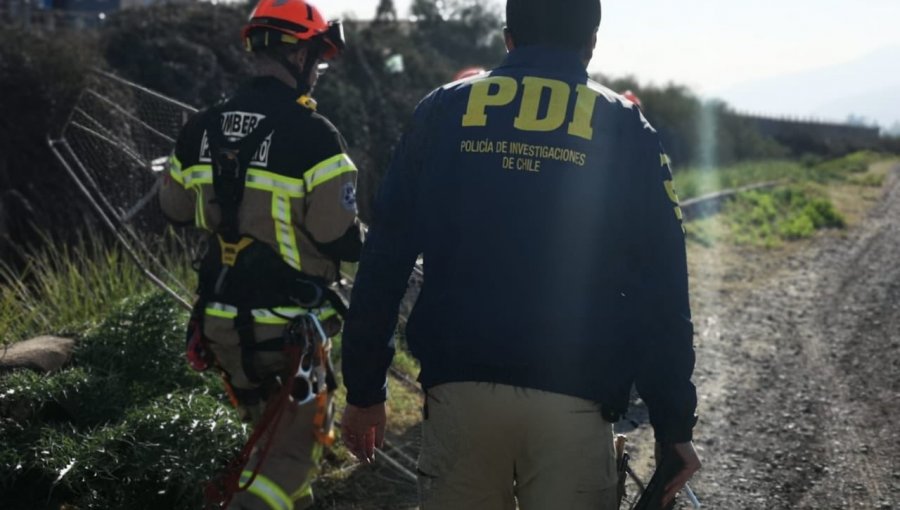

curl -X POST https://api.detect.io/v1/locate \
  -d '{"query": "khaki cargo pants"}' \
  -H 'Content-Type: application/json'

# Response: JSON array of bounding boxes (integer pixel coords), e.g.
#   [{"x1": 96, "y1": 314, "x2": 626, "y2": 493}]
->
[
  {"x1": 205, "y1": 307, "x2": 336, "y2": 510},
  {"x1": 418, "y1": 382, "x2": 618, "y2": 510}
]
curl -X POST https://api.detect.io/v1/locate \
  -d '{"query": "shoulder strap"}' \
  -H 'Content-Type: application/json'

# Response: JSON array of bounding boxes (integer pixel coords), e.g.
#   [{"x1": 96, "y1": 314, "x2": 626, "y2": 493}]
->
[{"x1": 205, "y1": 104, "x2": 295, "y2": 242}]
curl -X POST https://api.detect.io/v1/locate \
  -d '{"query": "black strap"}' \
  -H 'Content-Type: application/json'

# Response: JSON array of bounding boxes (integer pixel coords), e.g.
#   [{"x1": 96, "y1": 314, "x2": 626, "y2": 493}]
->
[
  {"x1": 235, "y1": 308, "x2": 260, "y2": 384},
  {"x1": 321, "y1": 287, "x2": 348, "y2": 319},
  {"x1": 205, "y1": 109, "x2": 279, "y2": 243},
  {"x1": 272, "y1": 43, "x2": 323, "y2": 97}
]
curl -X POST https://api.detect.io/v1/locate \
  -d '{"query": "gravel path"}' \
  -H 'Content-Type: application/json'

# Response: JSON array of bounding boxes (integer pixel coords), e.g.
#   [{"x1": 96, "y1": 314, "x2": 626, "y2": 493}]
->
[{"x1": 688, "y1": 164, "x2": 900, "y2": 509}]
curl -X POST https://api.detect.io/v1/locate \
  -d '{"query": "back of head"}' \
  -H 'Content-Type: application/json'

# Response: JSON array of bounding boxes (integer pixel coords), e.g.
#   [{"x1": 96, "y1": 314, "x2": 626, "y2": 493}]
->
[{"x1": 506, "y1": 0, "x2": 601, "y2": 49}]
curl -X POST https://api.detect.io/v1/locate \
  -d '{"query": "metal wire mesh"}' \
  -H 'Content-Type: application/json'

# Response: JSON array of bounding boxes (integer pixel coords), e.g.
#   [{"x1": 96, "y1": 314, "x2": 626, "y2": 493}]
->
[
  {"x1": 61, "y1": 70, "x2": 196, "y2": 231},
  {"x1": 49, "y1": 69, "x2": 201, "y2": 308}
]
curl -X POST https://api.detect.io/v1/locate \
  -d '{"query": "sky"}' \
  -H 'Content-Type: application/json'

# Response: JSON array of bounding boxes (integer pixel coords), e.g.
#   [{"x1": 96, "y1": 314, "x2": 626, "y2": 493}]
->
[{"x1": 322, "y1": 0, "x2": 900, "y2": 127}]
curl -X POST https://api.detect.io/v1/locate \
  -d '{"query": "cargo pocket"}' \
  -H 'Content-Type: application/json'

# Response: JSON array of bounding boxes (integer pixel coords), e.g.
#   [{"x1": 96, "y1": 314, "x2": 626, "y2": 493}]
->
[{"x1": 575, "y1": 423, "x2": 618, "y2": 494}]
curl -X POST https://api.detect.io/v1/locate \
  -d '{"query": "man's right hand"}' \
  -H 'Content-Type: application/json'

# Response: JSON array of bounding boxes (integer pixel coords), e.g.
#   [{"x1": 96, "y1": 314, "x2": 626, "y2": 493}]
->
[
  {"x1": 658, "y1": 441, "x2": 702, "y2": 506},
  {"x1": 341, "y1": 402, "x2": 387, "y2": 464}
]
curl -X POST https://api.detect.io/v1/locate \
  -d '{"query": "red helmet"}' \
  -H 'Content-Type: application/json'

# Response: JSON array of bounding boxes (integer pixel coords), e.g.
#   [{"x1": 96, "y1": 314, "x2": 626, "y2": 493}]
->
[
  {"x1": 622, "y1": 90, "x2": 643, "y2": 109},
  {"x1": 242, "y1": 0, "x2": 345, "y2": 59}
]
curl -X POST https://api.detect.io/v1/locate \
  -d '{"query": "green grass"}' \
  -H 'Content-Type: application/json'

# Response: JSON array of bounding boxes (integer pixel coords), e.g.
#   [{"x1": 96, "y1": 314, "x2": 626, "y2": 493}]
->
[
  {"x1": 679, "y1": 151, "x2": 892, "y2": 247},
  {"x1": 847, "y1": 171, "x2": 886, "y2": 187},
  {"x1": 672, "y1": 150, "x2": 887, "y2": 200},
  {"x1": 0, "y1": 229, "x2": 193, "y2": 345},
  {"x1": 0, "y1": 293, "x2": 243, "y2": 510},
  {"x1": 674, "y1": 160, "x2": 799, "y2": 200},
  {"x1": 732, "y1": 186, "x2": 845, "y2": 246},
  {"x1": 686, "y1": 184, "x2": 847, "y2": 248}
]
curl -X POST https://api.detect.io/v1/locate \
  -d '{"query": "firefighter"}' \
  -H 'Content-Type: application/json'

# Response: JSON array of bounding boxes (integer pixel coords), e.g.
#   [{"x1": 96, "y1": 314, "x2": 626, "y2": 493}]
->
[
  {"x1": 340, "y1": 0, "x2": 699, "y2": 508},
  {"x1": 159, "y1": 1, "x2": 362, "y2": 508}
]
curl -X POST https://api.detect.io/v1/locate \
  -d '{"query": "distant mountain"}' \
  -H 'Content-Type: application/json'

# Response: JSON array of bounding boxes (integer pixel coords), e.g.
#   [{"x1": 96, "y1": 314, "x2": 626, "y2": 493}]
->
[{"x1": 714, "y1": 45, "x2": 900, "y2": 129}]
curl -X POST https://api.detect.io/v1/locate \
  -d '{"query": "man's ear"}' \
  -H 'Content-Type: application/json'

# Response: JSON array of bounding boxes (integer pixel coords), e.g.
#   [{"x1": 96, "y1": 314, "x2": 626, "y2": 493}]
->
[
  {"x1": 582, "y1": 31, "x2": 598, "y2": 64},
  {"x1": 503, "y1": 26, "x2": 515, "y2": 52}
]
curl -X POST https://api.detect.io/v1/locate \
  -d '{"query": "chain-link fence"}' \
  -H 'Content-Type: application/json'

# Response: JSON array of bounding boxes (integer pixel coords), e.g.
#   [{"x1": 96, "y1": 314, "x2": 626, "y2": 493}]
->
[{"x1": 48, "y1": 69, "x2": 199, "y2": 308}]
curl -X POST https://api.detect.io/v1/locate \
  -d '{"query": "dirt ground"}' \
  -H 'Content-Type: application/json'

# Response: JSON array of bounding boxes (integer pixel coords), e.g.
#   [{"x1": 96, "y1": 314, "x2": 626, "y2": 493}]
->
[
  {"x1": 673, "y1": 162, "x2": 900, "y2": 509},
  {"x1": 317, "y1": 162, "x2": 900, "y2": 509}
]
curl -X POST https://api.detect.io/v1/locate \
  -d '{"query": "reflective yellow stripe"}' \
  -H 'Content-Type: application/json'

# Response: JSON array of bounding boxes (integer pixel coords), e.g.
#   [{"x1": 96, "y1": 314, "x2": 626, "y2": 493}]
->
[
  {"x1": 290, "y1": 442, "x2": 323, "y2": 502},
  {"x1": 303, "y1": 154, "x2": 357, "y2": 192},
  {"x1": 240, "y1": 472, "x2": 292, "y2": 510},
  {"x1": 182, "y1": 164, "x2": 212, "y2": 236},
  {"x1": 182, "y1": 164, "x2": 213, "y2": 188},
  {"x1": 247, "y1": 168, "x2": 305, "y2": 197},
  {"x1": 663, "y1": 180, "x2": 684, "y2": 222},
  {"x1": 663, "y1": 180, "x2": 680, "y2": 205},
  {"x1": 272, "y1": 193, "x2": 301, "y2": 270},
  {"x1": 317, "y1": 308, "x2": 337, "y2": 321},
  {"x1": 194, "y1": 187, "x2": 207, "y2": 230},
  {"x1": 253, "y1": 306, "x2": 303, "y2": 325},
  {"x1": 169, "y1": 155, "x2": 184, "y2": 184},
  {"x1": 205, "y1": 302, "x2": 335, "y2": 325},
  {"x1": 206, "y1": 302, "x2": 236, "y2": 319}
]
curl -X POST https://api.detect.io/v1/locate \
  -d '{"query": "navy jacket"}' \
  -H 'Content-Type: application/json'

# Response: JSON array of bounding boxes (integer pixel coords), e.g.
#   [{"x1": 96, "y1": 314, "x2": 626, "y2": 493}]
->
[{"x1": 342, "y1": 46, "x2": 697, "y2": 443}]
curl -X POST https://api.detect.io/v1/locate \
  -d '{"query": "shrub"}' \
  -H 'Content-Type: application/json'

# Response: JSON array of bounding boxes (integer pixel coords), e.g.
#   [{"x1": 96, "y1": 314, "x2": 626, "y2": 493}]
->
[
  {"x1": 723, "y1": 186, "x2": 846, "y2": 247},
  {"x1": 0, "y1": 293, "x2": 242, "y2": 510}
]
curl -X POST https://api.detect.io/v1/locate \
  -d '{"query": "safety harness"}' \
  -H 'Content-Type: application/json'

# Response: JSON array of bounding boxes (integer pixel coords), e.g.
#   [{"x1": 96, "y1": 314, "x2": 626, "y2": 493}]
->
[{"x1": 191, "y1": 101, "x2": 342, "y2": 509}]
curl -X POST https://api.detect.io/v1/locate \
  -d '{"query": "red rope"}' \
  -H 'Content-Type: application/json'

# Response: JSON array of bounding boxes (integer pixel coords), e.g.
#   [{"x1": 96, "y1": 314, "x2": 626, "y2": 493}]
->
[{"x1": 204, "y1": 345, "x2": 303, "y2": 509}]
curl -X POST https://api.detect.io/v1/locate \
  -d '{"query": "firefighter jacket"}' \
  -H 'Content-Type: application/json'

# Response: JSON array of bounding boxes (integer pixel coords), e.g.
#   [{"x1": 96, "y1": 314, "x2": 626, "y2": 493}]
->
[
  {"x1": 160, "y1": 76, "x2": 360, "y2": 286},
  {"x1": 341, "y1": 46, "x2": 697, "y2": 443}
]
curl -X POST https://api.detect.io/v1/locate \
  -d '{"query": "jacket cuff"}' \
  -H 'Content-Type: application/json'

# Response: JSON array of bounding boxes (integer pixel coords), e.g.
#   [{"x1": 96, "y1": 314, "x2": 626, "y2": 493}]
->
[
  {"x1": 653, "y1": 414, "x2": 698, "y2": 444},
  {"x1": 346, "y1": 386, "x2": 388, "y2": 408}
]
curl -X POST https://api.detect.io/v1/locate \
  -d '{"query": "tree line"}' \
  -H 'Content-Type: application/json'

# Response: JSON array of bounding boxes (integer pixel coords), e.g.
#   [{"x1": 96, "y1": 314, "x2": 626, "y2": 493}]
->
[{"x1": 0, "y1": 0, "x2": 893, "y2": 257}]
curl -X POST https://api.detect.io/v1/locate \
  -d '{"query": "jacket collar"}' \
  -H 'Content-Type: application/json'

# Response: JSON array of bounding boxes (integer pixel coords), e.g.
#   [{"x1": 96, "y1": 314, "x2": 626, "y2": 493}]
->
[
  {"x1": 497, "y1": 45, "x2": 588, "y2": 78},
  {"x1": 240, "y1": 76, "x2": 300, "y2": 102}
]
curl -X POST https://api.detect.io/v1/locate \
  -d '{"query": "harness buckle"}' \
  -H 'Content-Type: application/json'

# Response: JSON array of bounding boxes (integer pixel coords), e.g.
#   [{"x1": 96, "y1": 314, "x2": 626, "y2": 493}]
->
[{"x1": 218, "y1": 236, "x2": 254, "y2": 267}]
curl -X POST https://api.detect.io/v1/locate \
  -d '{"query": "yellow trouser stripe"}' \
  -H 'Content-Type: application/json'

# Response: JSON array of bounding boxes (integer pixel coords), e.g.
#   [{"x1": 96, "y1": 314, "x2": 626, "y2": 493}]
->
[
  {"x1": 290, "y1": 443, "x2": 323, "y2": 502},
  {"x1": 240, "y1": 472, "x2": 293, "y2": 510},
  {"x1": 303, "y1": 154, "x2": 357, "y2": 192}
]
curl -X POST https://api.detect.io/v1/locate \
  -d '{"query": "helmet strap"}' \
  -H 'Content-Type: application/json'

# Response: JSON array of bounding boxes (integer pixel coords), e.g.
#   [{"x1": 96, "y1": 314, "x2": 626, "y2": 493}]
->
[{"x1": 274, "y1": 42, "x2": 322, "y2": 97}]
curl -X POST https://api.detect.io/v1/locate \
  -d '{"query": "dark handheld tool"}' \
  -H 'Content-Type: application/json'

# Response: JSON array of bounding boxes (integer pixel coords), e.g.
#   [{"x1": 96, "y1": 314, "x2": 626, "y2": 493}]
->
[{"x1": 633, "y1": 444, "x2": 684, "y2": 510}]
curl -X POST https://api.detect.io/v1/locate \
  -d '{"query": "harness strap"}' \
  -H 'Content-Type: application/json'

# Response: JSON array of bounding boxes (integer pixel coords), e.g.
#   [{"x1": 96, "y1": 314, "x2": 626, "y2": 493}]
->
[
  {"x1": 205, "y1": 107, "x2": 279, "y2": 243},
  {"x1": 252, "y1": 337, "x2": 288, "y2": 352},
  {"x1": 235, "y1": 308, "x2": 261, "y2": 384}
]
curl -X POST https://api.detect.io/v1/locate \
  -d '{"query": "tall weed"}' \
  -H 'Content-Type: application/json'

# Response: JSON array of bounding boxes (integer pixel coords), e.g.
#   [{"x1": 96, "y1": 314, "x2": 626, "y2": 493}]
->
[{"x1": 0, "y1": 228, "x2": 192, "y2": 344}]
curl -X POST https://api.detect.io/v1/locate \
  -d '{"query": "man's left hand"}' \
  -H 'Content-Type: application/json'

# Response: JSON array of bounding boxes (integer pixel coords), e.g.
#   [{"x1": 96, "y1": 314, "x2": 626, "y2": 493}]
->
[
  {"x1": 341, "y1": 403, "x2": 387, "y2": 464},
  {"x1": 660, "y1": 441, "x2": 702, "y2": 506}
]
